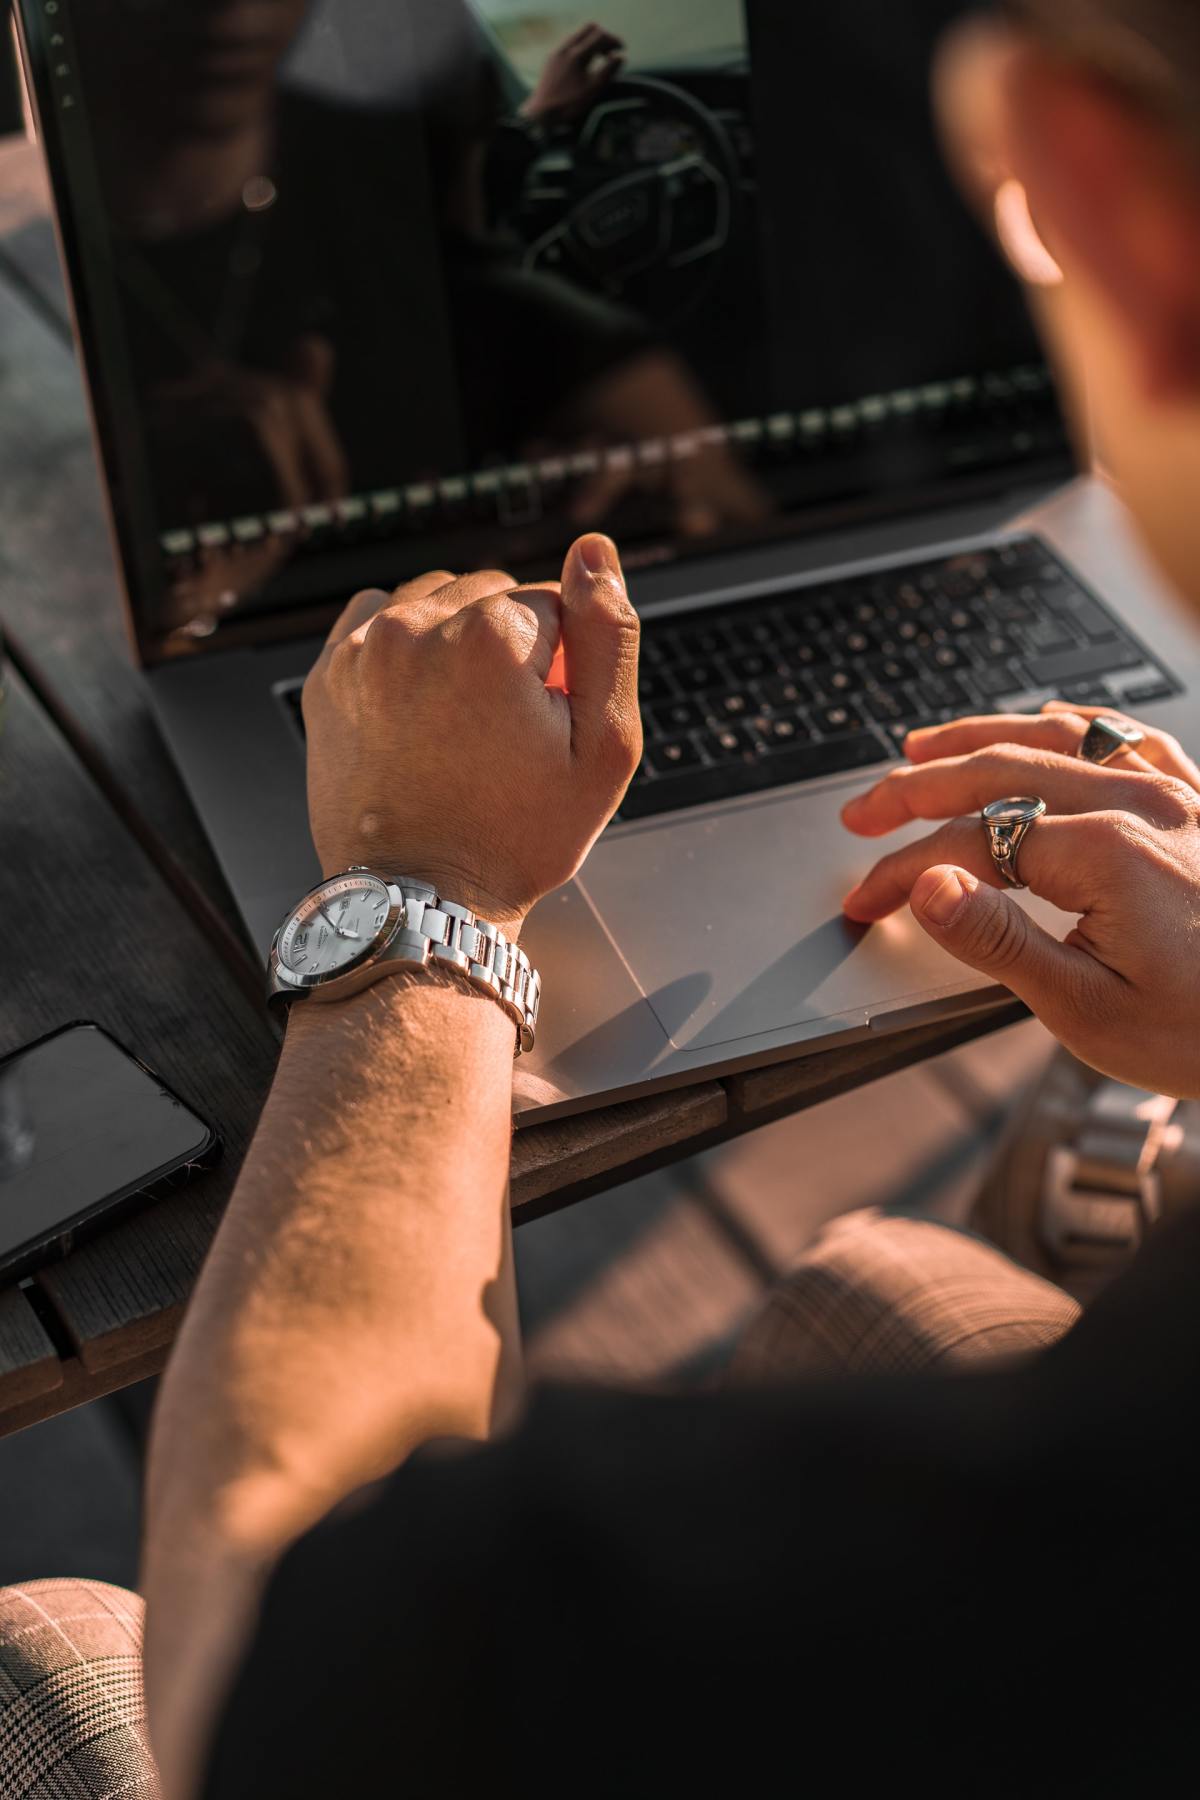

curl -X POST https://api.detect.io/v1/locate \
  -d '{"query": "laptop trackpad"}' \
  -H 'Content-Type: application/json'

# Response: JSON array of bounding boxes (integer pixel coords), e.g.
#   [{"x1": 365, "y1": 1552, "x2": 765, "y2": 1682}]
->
[{"x1": 577, "y1": 783, "x2": 983, "y2": 1053}]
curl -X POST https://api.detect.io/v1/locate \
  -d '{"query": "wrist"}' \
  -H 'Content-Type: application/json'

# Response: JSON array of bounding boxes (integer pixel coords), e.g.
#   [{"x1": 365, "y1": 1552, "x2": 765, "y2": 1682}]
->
[
  {"x1": 284, "y1": 959, "x2": 519, "y2": 1048},
  {"x1": 320, "y1": 861, "x2": 528, "y2": 939}
]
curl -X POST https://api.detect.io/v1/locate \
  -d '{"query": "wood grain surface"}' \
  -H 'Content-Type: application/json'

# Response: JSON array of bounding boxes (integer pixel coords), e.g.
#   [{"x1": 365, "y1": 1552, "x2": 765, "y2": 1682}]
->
[
  {"x1": 511, "y1": 1084, "x2": 728, "y2": 1221},
  {"x1": 0, "y1": 670, "x2": 279, "y2": 1426},
  {"x1": 0, "y1": 1286, "x2": 61, "y2": 1410}
]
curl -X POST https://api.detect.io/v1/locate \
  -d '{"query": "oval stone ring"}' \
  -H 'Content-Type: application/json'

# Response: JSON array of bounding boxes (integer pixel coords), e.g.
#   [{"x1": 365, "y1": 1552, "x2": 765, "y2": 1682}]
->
[
  {"x1": 981, "y1": 796, "x2": 1047, "y2": 889},
  {"x1": 1078, "y1": 715, "x2": 1145, "y2": 766}
]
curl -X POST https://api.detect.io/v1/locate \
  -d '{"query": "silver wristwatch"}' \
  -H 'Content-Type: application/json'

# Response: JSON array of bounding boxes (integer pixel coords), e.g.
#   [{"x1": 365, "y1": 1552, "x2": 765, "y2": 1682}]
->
[{"x1": 267, "y1": 868, "x2": 541, "y2": 1054}]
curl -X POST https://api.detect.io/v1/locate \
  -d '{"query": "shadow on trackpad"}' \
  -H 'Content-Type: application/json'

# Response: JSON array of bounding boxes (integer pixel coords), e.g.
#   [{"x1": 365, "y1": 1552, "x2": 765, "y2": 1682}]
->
[{"x1": 578, "y1": 783, "x2": 969, "y2": 1053}]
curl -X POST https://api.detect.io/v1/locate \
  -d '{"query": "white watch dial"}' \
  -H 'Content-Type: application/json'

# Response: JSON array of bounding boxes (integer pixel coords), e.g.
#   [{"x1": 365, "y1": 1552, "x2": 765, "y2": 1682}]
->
[{"x1": 278, "y1": 875, "x2": 393, "y2": 981}]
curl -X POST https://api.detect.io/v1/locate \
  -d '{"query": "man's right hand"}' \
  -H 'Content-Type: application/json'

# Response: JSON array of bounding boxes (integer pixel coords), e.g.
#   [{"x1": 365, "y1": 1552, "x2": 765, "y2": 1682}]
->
[
  {"x1": 302, "y1": 534, "x2": 642, "y2": 933},
  {"x1": 842, "y1": 707, "x2": 1200, "y2": 1098},
  {"x1": 520, "y1": 22, "x2": 626, "y2": 124}
]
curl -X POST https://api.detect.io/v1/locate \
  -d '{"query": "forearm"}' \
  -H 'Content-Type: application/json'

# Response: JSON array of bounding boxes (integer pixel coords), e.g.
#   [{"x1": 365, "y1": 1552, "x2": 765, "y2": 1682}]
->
[{"x1": 141, "y1": 974, "x2": 521, "y2": 1796}]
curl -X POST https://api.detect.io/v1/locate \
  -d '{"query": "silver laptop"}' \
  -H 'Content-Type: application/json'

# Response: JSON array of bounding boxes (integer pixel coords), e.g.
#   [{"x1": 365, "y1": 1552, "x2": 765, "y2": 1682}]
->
[{"x1": 19, "y1": 0, "x2": 1200, "y2": 1124}]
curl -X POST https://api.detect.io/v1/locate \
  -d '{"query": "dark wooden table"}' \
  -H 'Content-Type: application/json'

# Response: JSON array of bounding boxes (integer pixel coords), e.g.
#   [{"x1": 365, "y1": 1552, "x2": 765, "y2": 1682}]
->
[{"x1": 0, "y1": 136, "x2": 1025, "y2": 1438}]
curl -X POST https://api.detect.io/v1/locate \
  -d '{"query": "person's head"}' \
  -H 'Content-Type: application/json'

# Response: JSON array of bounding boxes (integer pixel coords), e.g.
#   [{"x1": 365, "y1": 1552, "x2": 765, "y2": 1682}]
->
[
  {"x1": 75, "y1": 0, "x2": 311, "y2": 143},
  {"x1": 935, "y1": 1, "x2": 1200, "y2": 612}
]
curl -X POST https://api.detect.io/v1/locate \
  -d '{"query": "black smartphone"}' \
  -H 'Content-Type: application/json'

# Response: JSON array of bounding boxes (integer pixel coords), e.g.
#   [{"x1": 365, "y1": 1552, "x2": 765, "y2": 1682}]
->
[{"x1": 0, "y1": 1022, "x2": 221, "y2": 1284}]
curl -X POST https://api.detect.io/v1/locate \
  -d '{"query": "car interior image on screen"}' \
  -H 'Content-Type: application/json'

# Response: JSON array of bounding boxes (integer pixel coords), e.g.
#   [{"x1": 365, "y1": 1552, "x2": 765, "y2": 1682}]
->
[{"x1": 51, "y1": 0, "x2": 1066, "y2": 650}]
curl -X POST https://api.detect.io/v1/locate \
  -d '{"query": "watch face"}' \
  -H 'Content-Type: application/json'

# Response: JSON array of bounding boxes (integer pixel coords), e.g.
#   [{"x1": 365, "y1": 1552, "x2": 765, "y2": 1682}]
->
[{"x1": 277, "y1": 875, "x2": 394, "y2": 984}]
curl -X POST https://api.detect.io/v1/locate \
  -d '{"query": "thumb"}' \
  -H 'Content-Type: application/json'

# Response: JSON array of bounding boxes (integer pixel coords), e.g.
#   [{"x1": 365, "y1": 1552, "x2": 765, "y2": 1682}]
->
[
  {"x1": 910, "y1": 864, "x2": 1102, "y2": 1029},
  {"x1": 559, "y1": 534, "x2": 641, "y2": 761}
]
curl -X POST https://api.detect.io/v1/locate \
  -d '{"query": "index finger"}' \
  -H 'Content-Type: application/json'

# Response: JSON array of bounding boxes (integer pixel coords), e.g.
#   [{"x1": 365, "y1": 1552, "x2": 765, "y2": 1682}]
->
[
  {"x1": 842, "y1": 747, "x2": 1161, "y2": 837},
  {"x1": 843, "y1": 812, "x2": 1105, "y2": 922},
  {"x1": 503, "y1": 581, "x2": 563, "y2": 685},
  {"x1": 324, "y1": 570, "x2": 455, "y2": 649},
  {"x1": 902, "y1": 711, "x2": 1155, "y2": 776}
]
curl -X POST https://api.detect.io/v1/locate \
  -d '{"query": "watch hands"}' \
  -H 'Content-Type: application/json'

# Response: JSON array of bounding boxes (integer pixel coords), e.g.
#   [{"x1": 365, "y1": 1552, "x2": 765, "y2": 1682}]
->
[{"x1": 318, "y1": 905, "x2": 361, "y2": 941}]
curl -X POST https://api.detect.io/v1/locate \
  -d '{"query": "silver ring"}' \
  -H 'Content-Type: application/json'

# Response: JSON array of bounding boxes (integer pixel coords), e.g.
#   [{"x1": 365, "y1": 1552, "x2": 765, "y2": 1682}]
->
[
  {"x1": 1079, "y1": 715, "x2": 1145, "y2": 766},
  {"x1": 981, "y1": 796, "x2": 1047, "y2": 889}
]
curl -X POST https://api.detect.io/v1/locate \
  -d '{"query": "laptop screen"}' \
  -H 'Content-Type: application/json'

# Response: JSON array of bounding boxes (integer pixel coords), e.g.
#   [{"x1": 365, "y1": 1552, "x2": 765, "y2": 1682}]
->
[{"x1": 20, "y1": 0, "x2": 1070, "y2": 657}]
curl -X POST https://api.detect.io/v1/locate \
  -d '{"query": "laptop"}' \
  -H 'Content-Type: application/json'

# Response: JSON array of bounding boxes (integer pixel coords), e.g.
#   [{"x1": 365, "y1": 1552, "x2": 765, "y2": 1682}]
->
[{"x1": 17, "y1": 0, "x2": 1200, "y2": 1124}]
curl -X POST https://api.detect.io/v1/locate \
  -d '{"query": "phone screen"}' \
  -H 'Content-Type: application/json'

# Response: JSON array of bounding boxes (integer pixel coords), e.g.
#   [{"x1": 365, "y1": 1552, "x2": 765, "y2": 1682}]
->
[{"x1": 0, "y1": 1023, "x2": 216, "y2": 1277}]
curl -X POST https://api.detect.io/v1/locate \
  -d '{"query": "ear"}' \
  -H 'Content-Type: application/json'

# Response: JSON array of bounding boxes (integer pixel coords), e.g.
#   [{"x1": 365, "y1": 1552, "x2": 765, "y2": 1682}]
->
[{"x1": 1004, "y1": 51, "x2": 1200, "y2": 401}]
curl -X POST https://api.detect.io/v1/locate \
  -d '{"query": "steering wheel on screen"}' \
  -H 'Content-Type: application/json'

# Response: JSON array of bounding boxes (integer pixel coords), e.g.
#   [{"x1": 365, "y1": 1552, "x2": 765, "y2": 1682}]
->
[{"x1": 519, "y1": 74, "x2": 743, "y2": 327}]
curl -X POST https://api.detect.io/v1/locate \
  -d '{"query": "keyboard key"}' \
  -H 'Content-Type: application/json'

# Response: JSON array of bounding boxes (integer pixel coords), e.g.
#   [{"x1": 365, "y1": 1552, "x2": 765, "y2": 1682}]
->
[
  {"x1": 988, "y1": 591, "x2": 1037, "y2": 623},
  {"x1": 1120, "y1": 679, "x2": 1174, "y2": 706},
  {"x1": 1026, "y1": 641, "x2": 1143, "y2": 687},
  {"x1": 646, "y1": 737, "x2": 703, "y2": 776},
  {"x1": 738, "y1": 616, "x2": 780, "y2": 649},
  {"x1": 906, "y1": 675, "x2": 970, "y2": 714},
  {"x1": 619, "y1": 732, "x2": 891, "y2": 821},
  {"x1": 974, "y1": 632, "x2": 1020, "y2": 661},
  {"x1": 639, "y1": 668, "x2": 676, "y2": 705},
  {"x1": 783, "y1": 641, "x2": 828, "y2": 669},
  {"x1": 810, "y1": 669, "x2": 856, "y2": 703},
  {"x1": 710, "y1": 689, "x2": 755, "y2": 720},
  {"x1": 990, "y1": 686, "x2": 1058, "y2": 714},
  {"x1": 1046, "y1": 585, "x2": 1120, "y2": 641},
  {"x1": 675, "y1": 659, "x2": 724, "y2": 692},
  {"x1": 969, "y1": 665, "x2": 1025, "y2": 699},
  {"x1": 862, "y1": 652, "x2": 915, "y2": 687},
  {"x1": 726, "y1": 650, "x2": 772, "y2": 682},
  {"x1": 1060, "y1": 681, "x2": 1115, "y2": 706},
  {"x1": 1023, "y1": 618, "x2": 1078, "y2": 654},
  {"x1": 703, "y1": 725, "x2": 756, "y2": 761},
  {"x1": 815, "y1": 703, "x2": 865, "y2": 734},
  {"x1": 675, "y1": 623, "x2": 731, "y2": 659},
  {"x1": 651, "y1": 697, "x2": 705, "y2": 735},
  {"x1": 756, "y1": 711, "x2": 811, "y2": 749},
  {"x1": 761, "y1": 676, "x2": 806, "y2": 709},
  {"x1": 862, "y1": 689, "x2": 906, "y2": 725}
]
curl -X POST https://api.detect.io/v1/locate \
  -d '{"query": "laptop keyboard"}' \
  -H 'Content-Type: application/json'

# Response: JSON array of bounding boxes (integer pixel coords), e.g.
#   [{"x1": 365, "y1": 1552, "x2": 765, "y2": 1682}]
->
[
  {"x1": 278, "y1": 536, "x2": 1177, "y2": 821},
  {"x1": 621, "y1": 536, "x2": 1176, "y2": 820}
]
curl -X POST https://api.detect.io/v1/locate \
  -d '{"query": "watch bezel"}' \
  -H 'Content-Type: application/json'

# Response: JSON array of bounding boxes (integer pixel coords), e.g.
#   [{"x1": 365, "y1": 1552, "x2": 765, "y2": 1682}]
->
[{"x1": 269, "y1": 871, "x2": 405, "y2": 998}]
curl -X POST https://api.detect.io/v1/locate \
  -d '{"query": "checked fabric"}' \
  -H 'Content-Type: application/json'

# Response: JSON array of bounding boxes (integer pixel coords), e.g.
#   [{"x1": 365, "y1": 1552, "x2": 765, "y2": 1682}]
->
[{"x1": 0, "y1": 1580, "x2": 159, "y2": 1800}]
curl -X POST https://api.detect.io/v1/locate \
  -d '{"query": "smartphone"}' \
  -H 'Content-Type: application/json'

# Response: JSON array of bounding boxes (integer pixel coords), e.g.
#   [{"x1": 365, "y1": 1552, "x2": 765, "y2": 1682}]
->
[{"x1": 0, "y1": 1022, "x2": 221, "y2": 1284}]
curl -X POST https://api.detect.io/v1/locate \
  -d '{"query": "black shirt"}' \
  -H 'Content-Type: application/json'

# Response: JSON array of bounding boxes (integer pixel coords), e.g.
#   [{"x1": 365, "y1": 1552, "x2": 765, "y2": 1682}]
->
[{"x1": 204, "y1": 1205, "x2": 1200, "y2": 1797}]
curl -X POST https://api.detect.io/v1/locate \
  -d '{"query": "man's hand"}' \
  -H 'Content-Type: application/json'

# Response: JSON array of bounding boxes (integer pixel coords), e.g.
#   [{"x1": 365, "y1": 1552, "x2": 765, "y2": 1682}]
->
[
  {"x1": 841, "y1": 707, "x2": 1200, "y2": 1098},
  {"x1": 520, "y1": 22, "x2": 626, "y2": 124},
  {"x1": 302, "y1": 534, "x2": 641, "y2": 932}
]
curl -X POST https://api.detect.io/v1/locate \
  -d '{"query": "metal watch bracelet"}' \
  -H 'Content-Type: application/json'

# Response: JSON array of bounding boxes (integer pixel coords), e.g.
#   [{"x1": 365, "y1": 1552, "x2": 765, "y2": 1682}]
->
[
  {"x1": 389, "y1": 877, "x2": 541, "y2": 1055},
  {"x1": 268, "y1": 871, "x2": 541, "y2": 1055}
]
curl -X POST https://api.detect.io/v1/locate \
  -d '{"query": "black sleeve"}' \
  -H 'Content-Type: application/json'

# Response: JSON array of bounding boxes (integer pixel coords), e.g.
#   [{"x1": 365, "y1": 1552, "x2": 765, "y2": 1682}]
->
[{"x1": 203, "y1": 1208, "x2": 1200, "y2": 1800}]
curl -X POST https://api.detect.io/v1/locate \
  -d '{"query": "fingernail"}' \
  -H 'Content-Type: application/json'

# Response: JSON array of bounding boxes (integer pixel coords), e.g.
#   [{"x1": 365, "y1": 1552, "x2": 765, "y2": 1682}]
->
[
  {"x1": 578, "y1": 533, "x2": 620, "y2": 577},
  {"x1": 919, "y1": 870, "x2": 975, "y2": 926}
]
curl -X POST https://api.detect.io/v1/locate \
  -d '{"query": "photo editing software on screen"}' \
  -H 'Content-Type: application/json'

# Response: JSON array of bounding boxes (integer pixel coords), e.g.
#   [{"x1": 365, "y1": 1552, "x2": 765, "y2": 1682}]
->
[{"x1": 29, "y1": 0, "x2": 1067, "y2": 645}]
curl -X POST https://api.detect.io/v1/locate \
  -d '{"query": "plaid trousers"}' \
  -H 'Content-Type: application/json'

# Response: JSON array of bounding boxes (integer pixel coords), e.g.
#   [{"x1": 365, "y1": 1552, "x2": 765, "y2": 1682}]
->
[{"x1": 0, "y1": 1211, "x2": 1080, "y2": 1800}]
